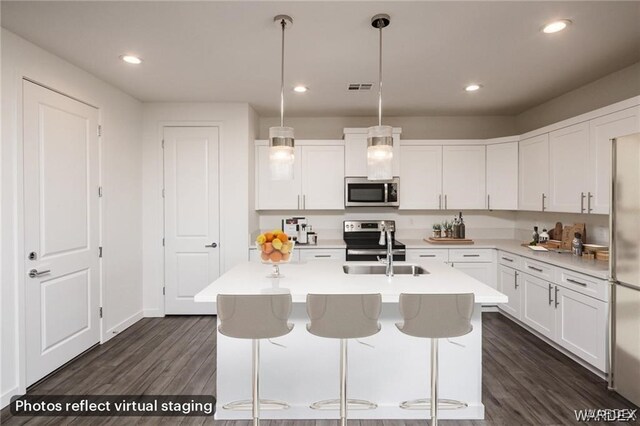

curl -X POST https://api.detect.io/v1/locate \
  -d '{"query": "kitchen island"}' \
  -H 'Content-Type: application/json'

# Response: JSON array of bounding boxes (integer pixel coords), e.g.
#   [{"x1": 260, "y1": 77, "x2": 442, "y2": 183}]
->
[{"x1": 195, "y1": 260, "x2": 507, "y2": 420}]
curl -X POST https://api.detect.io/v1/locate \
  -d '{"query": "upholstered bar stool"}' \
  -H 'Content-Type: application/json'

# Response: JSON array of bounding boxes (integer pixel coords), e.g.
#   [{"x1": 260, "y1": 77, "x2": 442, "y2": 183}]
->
[
  {"x1": 396, "y1": 293, "x2": 475, "y2": 426},
  {"x1": 217, "y1": 294, "x2": 294, "y2": 426},
  {"x1": 306, "y1": 293, "x2": 382, "y2": 426}
]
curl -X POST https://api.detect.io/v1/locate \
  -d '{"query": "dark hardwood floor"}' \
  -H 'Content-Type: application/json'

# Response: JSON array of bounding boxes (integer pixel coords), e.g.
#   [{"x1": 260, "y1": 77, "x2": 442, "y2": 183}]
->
[{"x1": 1, "y1": 313, "x2": 636, "y2": 425}]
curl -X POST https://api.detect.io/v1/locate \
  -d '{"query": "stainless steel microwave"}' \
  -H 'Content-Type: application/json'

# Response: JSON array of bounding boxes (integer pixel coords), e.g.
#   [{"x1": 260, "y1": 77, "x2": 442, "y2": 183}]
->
[{"x1": 344, "y1": 177, "x2": 399, "y2": 207}]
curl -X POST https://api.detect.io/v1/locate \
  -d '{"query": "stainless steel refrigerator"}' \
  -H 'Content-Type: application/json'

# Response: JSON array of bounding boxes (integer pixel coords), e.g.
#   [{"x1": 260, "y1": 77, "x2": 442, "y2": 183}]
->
[{"x1": 609, "y1": 132, "x2": 640, "y2": 406}]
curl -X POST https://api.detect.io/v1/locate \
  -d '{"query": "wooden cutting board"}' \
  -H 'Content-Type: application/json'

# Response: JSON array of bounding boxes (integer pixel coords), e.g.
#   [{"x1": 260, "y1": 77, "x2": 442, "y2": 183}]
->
[
  {"x1": 562, "y1": 223, "x2": 586, "y2": 249},
  {"x1": 425, "y1": 237, "x2": 474, "y2": 245}
]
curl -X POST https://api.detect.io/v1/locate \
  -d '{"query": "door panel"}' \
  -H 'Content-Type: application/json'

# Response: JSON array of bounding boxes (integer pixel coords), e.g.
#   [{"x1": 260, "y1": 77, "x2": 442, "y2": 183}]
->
[
  {"x1": 486, "y1": 142, "x2": 518, "y2": 210},
  {"x1": 301, "y1": 145, "x2": 344, "y2": 209},
  {"x1": 164, "y1": 127, "x2": 220, "y2": 314},
  {"x1": 519, "y1": 134, "x2": 549, "y2": 211},
  {"x1": 399, "y1": 145, "x2": 443, "y2": 209},
  {"x1": 24, "y1": 80, "x2": 100, "y2": 385},
  {"x1": 442, "y1": 145, "x2": 486, "y2": 209},
  {"x1": 256, "y1": 145, "x2": 301, "y2": 210},
  {"x1": 521, "y1": 273, "x2": 555, "y2": 340},
  {"x1": 549, "y1": 122, "x2": 589, "y2": 212},
  {"x1": 498, "y1": 265, "x2": 520, "y2": 319}
]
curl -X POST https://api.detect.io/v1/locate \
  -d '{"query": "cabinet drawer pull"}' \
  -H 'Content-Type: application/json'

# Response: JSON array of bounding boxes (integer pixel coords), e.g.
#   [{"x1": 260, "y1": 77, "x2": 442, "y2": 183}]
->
[
  {"x1": 554, "y1": 286, "x2": 560, "y2": 308},
  {"x1": 566, "y1": 278, "x2": 587, "y2": 287},
  {"x1": 528, "y1": 265, "x2": 544, "y2": 273},
  {"x1": 548, "y1": 283, "x2": 553, "y2": 305},
  {"x1": 314, "y1": 254, "x2": 331, "y2": 258},
  {"x1": 463, "y1": 254, "x2": 480, "y2": 257},
  {"x1": 419, "y1": 254, "x2": 436, "y2": 258},
  {"x1": 501, "y1": 257, "x2": 514, "y2": 262}
]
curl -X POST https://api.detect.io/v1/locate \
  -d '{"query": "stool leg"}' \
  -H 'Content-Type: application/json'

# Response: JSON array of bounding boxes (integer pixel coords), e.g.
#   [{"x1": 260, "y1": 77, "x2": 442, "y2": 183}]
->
[
  {"x1": 253, "y1": 339, "x2": 260, "y2": 426},
  {"x1": 431, "y1": 338, "x2": 438, "y2": 426},
  {"x1": 340, "y1": 338, "x2": 347, "y2": 426}
]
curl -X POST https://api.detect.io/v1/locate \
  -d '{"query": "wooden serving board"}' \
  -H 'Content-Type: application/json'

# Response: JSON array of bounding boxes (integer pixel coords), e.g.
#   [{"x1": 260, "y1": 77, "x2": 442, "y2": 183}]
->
[{"x1": 425, "y1": 237, "x2": 474, "y2": 245}]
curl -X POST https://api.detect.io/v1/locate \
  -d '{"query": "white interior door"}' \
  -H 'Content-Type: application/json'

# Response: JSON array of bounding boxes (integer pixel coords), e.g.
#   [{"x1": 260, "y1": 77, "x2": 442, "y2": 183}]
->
[
  {"x1": 23, "y1": 80, "x2": 100, "y2": 386},
  {"x1": 164, "y1": 126, "x2": 220, "y2": 314}
]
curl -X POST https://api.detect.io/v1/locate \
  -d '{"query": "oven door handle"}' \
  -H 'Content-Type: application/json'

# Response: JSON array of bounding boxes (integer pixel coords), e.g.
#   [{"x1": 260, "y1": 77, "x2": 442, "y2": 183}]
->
[{"x1": 347, "y1": 249, "x2": 406, "y2": 256}]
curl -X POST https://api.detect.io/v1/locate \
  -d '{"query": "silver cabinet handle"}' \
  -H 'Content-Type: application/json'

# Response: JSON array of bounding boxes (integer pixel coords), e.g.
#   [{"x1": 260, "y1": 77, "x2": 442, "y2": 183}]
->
[
  {"x1": 419, "y1": 254, "x2": 436, "y2": 258},
  {"x1": 463, "y1": 254, "x2": 480, "y2": 257},
  {"x1": 514, "y1": 271, "x2": 519, "y2": 289},
  {"x1": 487, "y1": 194, "x2": 491, "y2": 210},
  {"x1": 501, "y1": 256, "x2": 514, "y2": 262},
  {"x1": 29, "y1": 269, "x2": 51, "y2": 278},
  {"x1": 314, "y1": 254, "x2": 331, "y2": 258},
  {"x1": 205, "y1": 242, "x2": 218, "y2": 248},
  {"x1": 303, "y1": 194, "x2": 306, "y2": 210},
  {"x1": 444, "y1": 194, "x2": 448, "y2": 210},
  {"x1": 439, "y1": 194, "x2": 442, "y2": 210},
  {"x1": 554, "y1": 286, "x2": 560, "y2": 308},
  {"x1": 587, "y1": 192, "x2": 593, "y2": 213},
  {"x1": 548, "y1": 283, "x2": 553, "y2": 305},
  {"x1": 580, "y1": 192, "x2": 586, "y2": 213},
  {"x1": 541, "y1": 193, "x2": 546, "y2": 211},
  {"x1": 528, "y1": 265, "x2": 543, "y2": 272},
  {"x1": 297, "y1": 194, "x2": 300, "y2": 209},
  {"x1": 566, "y1": 278, "x2": 587, "y2": 287}
]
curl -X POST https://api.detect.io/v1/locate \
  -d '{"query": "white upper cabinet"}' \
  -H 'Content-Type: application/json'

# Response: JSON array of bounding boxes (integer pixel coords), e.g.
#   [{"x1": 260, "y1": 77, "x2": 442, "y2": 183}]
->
[
  {"x1": 548, "y1": 122, "x2": 590, "y2": 213},
  {"x1": 486, "y1": 142, "x2": 518, "y2": 210},
  {"x1": 588, "y1": 107, "x2": 640, "y2": 214},
  {"x1": 442, "y1": 145, "x2": 486, "y2": 209},
  {"x1": 256, "y1": 145, "x2": 302, "y2": 210},
  {"x1": 301, "y1": 145, "x2": 345, "y2": 209},
  {"x1": 519, "y1": 134, "x2": 550, "y2": 211},
  {"x1": 399, "y1": 145, "x2": 443, "y2": 209},
  {"x1": 255, "y1": 142, "x2": 345, "y2": 210},
  {"x1": 344, "y1": 128, "x2": 401, "y2": 177}
]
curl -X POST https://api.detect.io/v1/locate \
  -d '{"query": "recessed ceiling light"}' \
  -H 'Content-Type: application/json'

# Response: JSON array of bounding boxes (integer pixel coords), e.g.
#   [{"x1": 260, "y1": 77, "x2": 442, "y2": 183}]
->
[
  {"x1": 120, "y1": 55, "x2": 142, "y2": 65},
  {"x1": 542, "y1": 20, "x2": 571, "y2": 34},
  {"x1": 465, "y1": 84, "x2": 482, "y2": 92},
  {"x1": 293, "y1": 85, "x2": 308, "y2": 93}
]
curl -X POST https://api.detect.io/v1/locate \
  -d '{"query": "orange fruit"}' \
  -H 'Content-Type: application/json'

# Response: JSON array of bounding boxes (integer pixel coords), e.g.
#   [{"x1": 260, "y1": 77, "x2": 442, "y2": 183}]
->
[
  {"x1": 262, "y1": 242, "x2": 274, "y2": 254},
  {"x1": 275, "y1": 232, "x2": 288, "y2": 242},
  {"x1": 261, "y1": 252, "x2": 270, "y2": 261},
  {"x1": 282, "y1": 252, "x2": 290, "y2": 261},
  {"x1": 264, "y1": 232, "x2": 274, "y2": 242},
  {"x1": 270, "y1": 251, "x2": 283, "y2": 262}
]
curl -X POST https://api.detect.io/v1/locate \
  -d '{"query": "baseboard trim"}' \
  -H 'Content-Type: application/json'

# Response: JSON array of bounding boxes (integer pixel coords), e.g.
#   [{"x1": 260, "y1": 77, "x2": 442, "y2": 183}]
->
[
  {"x1": 103, "y1": 310, "x2": 143, "y2": 343},
  {"x1": 143, "y1": 308, "x2": 164, "y2": 317},
  {"x1": 1, "y1": 386, "x2": 24, "y2": 410}
]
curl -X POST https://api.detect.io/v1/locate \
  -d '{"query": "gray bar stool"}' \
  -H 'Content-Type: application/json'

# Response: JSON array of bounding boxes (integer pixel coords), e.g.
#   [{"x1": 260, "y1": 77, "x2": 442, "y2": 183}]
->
[
  {"x1": 306, "y1": 293, "x2": 382, "y2": 426},
  {"x1": 217, "y1": 294, "x2": 294, "y2": 426},
  {"x1": 396, "y1": 293, "x2": 475, "y2": 426}
]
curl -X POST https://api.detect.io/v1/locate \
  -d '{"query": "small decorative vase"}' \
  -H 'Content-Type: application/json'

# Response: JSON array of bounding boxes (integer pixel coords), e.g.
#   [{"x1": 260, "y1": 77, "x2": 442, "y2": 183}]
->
[
  {"x1": 445, "y1": 230, "x2": 452, "y2": 238},
  {"x1": 432, "y1": 230, "x2": 441, "y2": 238}
]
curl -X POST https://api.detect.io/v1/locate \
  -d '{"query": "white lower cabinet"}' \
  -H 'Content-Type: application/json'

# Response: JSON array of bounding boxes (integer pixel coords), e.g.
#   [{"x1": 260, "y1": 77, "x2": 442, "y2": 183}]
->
[
  {"x1": 521, "y1": 273, "x2": 556, "y2": 340},
  {"x1": 555, "y1": 286, "x2": 608, "y2": 372},
  {"x1": 498, "y1": 265, "x2": 521, "y2": 319}
]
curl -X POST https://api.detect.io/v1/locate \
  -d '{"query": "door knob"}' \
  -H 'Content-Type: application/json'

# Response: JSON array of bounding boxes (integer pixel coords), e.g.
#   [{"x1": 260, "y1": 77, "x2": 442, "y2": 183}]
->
[
  {"x1": 205, "y1": 242, "x2": 217, "y2": 248},
  {"x1": 29, "y1": 269, "x2": 51, "y2": 278}
]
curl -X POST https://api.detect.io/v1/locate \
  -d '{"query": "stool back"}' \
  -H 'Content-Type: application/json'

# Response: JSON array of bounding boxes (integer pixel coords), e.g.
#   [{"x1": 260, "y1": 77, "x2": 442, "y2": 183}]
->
[
  {"x1": 397, "y1": 293, "x2": 474, "y2": 338},
  {"x1": 217, "y1": 294, "x2": 293, "y2": 339},
  {"x1": 306, "y1": 293, "x2": 382, "y2": 339}
]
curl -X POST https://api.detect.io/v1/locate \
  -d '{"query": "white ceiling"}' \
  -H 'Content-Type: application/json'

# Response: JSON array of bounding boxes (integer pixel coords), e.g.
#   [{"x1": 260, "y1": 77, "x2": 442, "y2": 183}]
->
[{"x1": 2, "y1": 1, "x2": 639, "y2": 116}]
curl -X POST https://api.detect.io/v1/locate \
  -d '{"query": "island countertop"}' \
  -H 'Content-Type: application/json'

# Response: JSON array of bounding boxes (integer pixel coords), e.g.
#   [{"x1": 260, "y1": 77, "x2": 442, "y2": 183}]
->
[{"x1": 195, "y1": 259, "x2": 507, "y2": 304}]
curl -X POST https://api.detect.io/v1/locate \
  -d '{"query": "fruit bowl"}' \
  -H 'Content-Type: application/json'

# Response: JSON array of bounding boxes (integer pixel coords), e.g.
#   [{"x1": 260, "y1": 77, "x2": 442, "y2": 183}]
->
[{"x1": 255, "y1": 230, "x2": 295, "y2": 277}]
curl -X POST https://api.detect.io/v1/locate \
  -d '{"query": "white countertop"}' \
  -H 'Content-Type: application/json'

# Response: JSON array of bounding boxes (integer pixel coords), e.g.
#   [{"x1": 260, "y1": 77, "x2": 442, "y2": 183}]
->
[
  {"x1": 195, "y1": 260, "x2": 507, "y2": 304},
  {"x1": 401, "y1": 238, "x2": 609, "y2": 279}
]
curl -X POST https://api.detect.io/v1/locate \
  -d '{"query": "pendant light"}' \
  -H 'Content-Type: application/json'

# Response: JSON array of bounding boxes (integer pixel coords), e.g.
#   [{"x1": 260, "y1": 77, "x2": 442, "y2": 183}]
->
[
  {"x1": 367, "y1": 13, "x2": 393, "y2": 181},
  {"x1": 269, "y1": 15, "x2": 295, "y2": 181}
]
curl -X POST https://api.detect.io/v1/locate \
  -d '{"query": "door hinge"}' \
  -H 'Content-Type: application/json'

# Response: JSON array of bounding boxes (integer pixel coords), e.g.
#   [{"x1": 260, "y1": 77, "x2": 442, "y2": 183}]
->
[
  {"x1": 162, "y1": 287, "x2": 166, "y2": 295},
  {"x1": 98, "y1": 246, "x2": 103, "y2": 258},
  {"x1": 98, "y1": 186, "x2": 103, "y2": 197},
  {"x1": 97, "y1": 125, "x2": 102, "y2": 137},
  {"x1": 162, "y1": 238, "x2": 165, "y2": 247},
  {"x1": 99, "y1": 307, "x2": 103, "y2": 318}
]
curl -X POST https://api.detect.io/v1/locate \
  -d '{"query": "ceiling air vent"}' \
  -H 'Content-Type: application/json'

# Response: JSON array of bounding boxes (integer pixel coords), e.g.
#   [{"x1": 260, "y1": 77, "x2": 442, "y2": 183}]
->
[{"x1": 348, "y1": 83, "x2": 373, "y2": 91}]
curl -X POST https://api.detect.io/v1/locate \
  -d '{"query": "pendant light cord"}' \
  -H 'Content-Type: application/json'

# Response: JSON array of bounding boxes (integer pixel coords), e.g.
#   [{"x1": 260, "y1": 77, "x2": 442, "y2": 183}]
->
[
  {"x1": 378, "y1": 25, "x2": 383, "y2": 127},
  {"x1": 280, "y1": 19, "x2": 286, "y2": 128}
]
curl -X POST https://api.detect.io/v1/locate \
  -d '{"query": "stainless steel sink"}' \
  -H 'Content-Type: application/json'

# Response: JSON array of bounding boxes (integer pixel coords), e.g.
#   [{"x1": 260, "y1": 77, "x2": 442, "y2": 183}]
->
[{"x1": 342, "y1": 264, "x2": 428, "y2": 276}]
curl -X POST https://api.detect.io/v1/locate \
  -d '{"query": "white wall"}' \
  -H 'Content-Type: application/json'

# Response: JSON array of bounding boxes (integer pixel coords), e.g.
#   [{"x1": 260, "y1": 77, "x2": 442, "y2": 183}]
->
[
  {"x1": 141, "y1": 103, "x2": 254, "y2": 316},
  {"x1": 1, "y1": 29, "x2": 143, "y2": 407}
]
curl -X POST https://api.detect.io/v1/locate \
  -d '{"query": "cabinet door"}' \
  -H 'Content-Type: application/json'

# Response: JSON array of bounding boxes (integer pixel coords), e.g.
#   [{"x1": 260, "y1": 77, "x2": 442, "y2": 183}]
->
[
  {"x1": 589, "y1": 107, "x2": 640, "y2": 214},
  {"x1": 344, "y1": 133, "x2": 400, "y2": 177},
  {"x1": 399, "y1": 145, "x2": 443, "y2": 209},
  {"x1": 498, "y1": 265, "x2": 521, "y2": 319},
  {"x1": 519, "y1": 134, "x2": 549, "y2": 211},
  {"x1": 442, "y1": 145, "x2": 486, "y2": 209},
  {"x1": 555, "y1": 285, "x2": 607, "y2": 371},
  {"x1": 549, "y1": 122, "x2": 590, "y2": 213},
  {"x1": 452, "y1": 262, "x2": 494, "y2": 288},
  {"x1": 301, "y1": 145, "x2": 345, "y2": 210},
  {"x1": 486, "y1": 142, "x2": 518, "y2": 210},
  {"x1": 299, "y1": 249, "x2": 345, "y2": 262},
  {"x1": 256, "y1": 145, "x2": 301, "y2": 210},
  {"x1": 521, "y1": 273, "x2": 556, "y2": 340}
]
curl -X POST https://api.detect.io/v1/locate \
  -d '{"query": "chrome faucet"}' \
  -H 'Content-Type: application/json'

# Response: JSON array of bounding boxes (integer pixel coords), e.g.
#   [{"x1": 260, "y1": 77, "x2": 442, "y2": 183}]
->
[{"x1": 378, "y1": 224, "x2": 394, "y2": 277}]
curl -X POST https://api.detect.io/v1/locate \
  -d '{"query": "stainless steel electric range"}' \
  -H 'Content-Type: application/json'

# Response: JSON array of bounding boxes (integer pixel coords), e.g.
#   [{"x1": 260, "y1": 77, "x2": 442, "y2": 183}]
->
[{"x1": 343, "y1": 220, "x2": 406, "y2": 261}]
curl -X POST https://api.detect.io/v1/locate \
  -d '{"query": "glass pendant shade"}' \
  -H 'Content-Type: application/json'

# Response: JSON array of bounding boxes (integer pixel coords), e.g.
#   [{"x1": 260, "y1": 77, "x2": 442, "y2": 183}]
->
[
  {"x1": 269, "y1": 126, "x2": 295, "y2": 180},
  {"x1": 367, "y1": 125, "x2": 393, "y2": 180}
]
